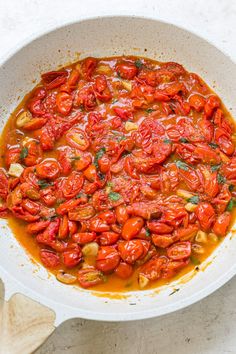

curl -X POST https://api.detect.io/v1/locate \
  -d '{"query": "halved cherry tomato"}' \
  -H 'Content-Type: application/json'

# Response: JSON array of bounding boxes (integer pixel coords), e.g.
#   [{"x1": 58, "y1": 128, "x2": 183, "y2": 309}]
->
[
  {"x1": 66, "y1": 128, "x2": 90, "y2": 151},
  {"x1": 147, "y1": 221, "x2": 173, "y2": 234},
  {"x1": 36, "y1": 160, "x2": 60, "y2": 180},
  {"x1": 77, "y1": 268, "x2": 104, "y2": 288},
  {"x1": 167, "y1": 241, "x2": 191, "y2": 260},
  {"x1": 56, "y1": 92, "x2": 73, "y2": 115},
  {"x1": 40, "y1": 249, "x2": 60, "y2": 268}
]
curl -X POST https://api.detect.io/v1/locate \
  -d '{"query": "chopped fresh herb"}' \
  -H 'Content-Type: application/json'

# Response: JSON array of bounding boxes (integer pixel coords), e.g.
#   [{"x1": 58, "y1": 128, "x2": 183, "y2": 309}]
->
[
  {"x1": 20, "y1": 146, "x2": 28, "y2": 159},
  {"x1": 76, "y1": 193, "x2": 84, "y2": 199},
  {"x1": 209, "y1": 142, "x2": 219, "y2": 149},
  {"x1": 211, "y1": 164, "x2": 221, "y2": 172},
  {"x1": 71, "y1": 156, "x2": 81, "y2": 160},
  {"x1": 94, "y1": 147, "x2": 106, "y2": 168},
  {"x1": 190, "y1": 256, "x2": 201, "y2": 265},
  {"x1": 169, "y1": 288, "x2": 180, "y2": 296},
  {"x1": 145, "y1": 228, "x2": 151, "y2": 237},
  {"x1": 227, "y1": 198, "x2": 236, "y2": 211},
  {"x1": 108, "y1": 191, "x2": 121, "y2": 201},
  {"x1": 229, "y1": 184, "x2": 234, "y2": 192},
  {"x1": 146, "y1": 108, "x2": 155, "y2": 114},
  {"x1": 176, "y1": 160, "x2": 189, "y2": 171},
  {"x1": 97, "y1": 172, "x2": 105, "y2": 181},
  {"x1": 179, "y1": 137, "x2": 189, "y2": 143},
  {"x1": 217, "y1": 173, "x2": 226, "y2": 184},
  {"x1": 37, "y1": 180, "x2": 53, "y2": 189},
  {"x1": 107, "y1": 181, "x2": 114, "y2": 187},
  {"x1": 134, "y1": 59, "x2": 143, "y2": 68},
  {"x1": 187, "y1": 195, "x2": 199, "y2": 204},
  {"x1": 164, "y1": 138, "x2": 172, "y2": 144},
  {"x1": 117, "y1": 135, "x2": 127, "y2": 142},
  {"x1": 112, "y1": 99, "x2": 118, "y2": 104}
]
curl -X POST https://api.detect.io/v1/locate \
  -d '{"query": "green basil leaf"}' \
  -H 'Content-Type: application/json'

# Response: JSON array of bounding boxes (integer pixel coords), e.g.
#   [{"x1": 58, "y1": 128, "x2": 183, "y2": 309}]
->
[
  {"x1": 37, "y1": 180, "x2": 53, "y2": 189},
  {"x1": 190, "y1": 256, "x2": 201, "y2": 265},
  {"x1": 164, "y1": 138, "x2": 172, "y2": 144},
  {"x1": 176, "y1": 160, "x2": 189, "y2": 171},
  {"x1": 108, "y1": 192, "x2": 121, "y2": 201},
  {"x1": 187, "y1": 195, "x2": 199, "y2": 204},
  {"x1": 211, "y1": 164, "x2": 221, "y2": 172},
  {"x1": 226, "y1": 198, "x2": 236, "y2": 211},
  {"x1": 94, "y1": 147, "x2": 106, "y2": 168},
  {"x1": 179, "y1": 137, "x2": 189, "y2": 143},
  {"x1": 134, "y1": 59, "x2": 143, "y2": 68},
  {"x1": 208, "y1": 142, "x2": 219, "y2": 149},
  {"x1": 20, "y1": 146, "x2": 28, "y2": 159},
  {"x1": 146, "y1": 108, "x2": 155, "y2": 114},
  {"x1": 217, "y1": 173, "x2": 226, "y2": 184}
]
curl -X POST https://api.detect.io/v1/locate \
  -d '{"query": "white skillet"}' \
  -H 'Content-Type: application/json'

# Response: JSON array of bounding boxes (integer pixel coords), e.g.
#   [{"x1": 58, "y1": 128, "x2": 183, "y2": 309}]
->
[{"x1": 0, "y1": 16, "x2": 235, "y2": 354}]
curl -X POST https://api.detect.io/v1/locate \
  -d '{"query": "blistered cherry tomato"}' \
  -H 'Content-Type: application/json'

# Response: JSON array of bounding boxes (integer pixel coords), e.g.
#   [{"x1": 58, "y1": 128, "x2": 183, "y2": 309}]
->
[
  {"x1": 122, "y1": 217, "x2": 144, "y2": 240},
  {"x1": 36, "y1": 160, "x2": 60, "y2": 180},
  {"x1": 66, "y1": 128, "x2": 90, "y2": 151},
  {"x1": 96, "y1": 246, "x2": 120, "y2": 272},
  {"x1": 167, "y1": 241, "x2": 191, "y2": 261},
  {"x1": 56, "y1": 92, "x2": 73, "y2": 115},
  {"x1": 115, "y1": 262, "x2": 133, "y2": 279},
  {"x1": 115, "y1": 205, "x2": 129, "y2": 224}
]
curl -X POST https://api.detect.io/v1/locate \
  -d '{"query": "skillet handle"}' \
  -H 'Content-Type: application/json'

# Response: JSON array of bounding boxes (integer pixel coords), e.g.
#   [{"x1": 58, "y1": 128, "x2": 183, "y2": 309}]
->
[{"x1": 0, "y1": 291, "x2": 56, "y2": 354}]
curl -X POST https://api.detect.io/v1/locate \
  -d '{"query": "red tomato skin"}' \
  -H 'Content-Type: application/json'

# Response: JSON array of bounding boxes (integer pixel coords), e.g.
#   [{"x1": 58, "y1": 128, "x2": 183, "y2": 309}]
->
[
  {"x1": 77, "y1": 268, "x2": 104, "y2": 288},
  {"x1": 99, "y1": 232, "x2": 119, "y2": 246},
  {"x1": 195, "y1": 202, "x2": 216, "y2": 231},
  {"x1": 96, "y1": 246, "x2": 120, "y2": 272},
  {"x1": 116, "y1": 62, "x2": 138, "y2": 80},
  {"x1": 116, "y1": 205, "x2": 129, "y2": 224},
  {"x1": 122, "y1": 217, "x2": 144, "y2": 240},
  {"x1": 72, "y1": 232, "x2": 97, "y2": 244},
  {"x1": 212, "y1": 212, "x2": 231, "y2": 236},
  {"x1": 98, "y1": 210, "x2": 116, "y2": 224},
  {"x1": 40, "y1": 249, "x2": 60, "y2": 268},
  {"x1": 167, "y1": 241, "x2": 191, "y2": 261},
  {"x1": 56, "y1": 92, "x2": 73, "y2": 115},
  {"x1": 115, "y1": 262, "x2": 133, "y2": 279},
  {"x1": 36, "y1": 160, "x2": 60, "y2": 180},
  {"x1": 62, "y1": 245, "x2": 82, "y2": 268}
]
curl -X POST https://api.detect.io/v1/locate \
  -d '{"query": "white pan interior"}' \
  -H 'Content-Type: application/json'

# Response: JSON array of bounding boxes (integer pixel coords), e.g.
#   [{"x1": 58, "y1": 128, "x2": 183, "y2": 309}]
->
[{"x1": 0, "y1": 16, "x2": 236, "y2": 325}]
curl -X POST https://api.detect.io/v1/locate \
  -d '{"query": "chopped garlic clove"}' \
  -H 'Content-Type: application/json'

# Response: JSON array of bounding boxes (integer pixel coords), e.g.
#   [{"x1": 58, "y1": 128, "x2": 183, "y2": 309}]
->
[
  {"x1": 16, "y1": 111, "x2": 31, "y2": 128},
  {"x1": 82, "y1": 242, "x2": 99, "y2": 256},
  {"x1": 195, "y1": 230, "x2": 208, "y2": 243},
  {"x1": 121, "y1": 80, "x2": 132, "y2": 91},
  {"x1": 176, "y1": 189, "x2": 194, "y2": 199},
  {"x1": 8, "y1": 163, "x2": 24, "y2": 177},
  {"x1": 185, "y1": 202, "x2": 197, "y2": 212},
  {"x1": 138, "y1": 274, "x2": 149, "y2": 288},
  {"x1": 56, "y1": 270, "x2": 77, "y2": 284},
  {"x1": 125, "y1": 122, "x2": 138, "y2": 132},
  {"x1": 192, "y1": 243, "x2": 205, "y2": 254},
  {"x1": 208, "y1": 233, "x2": 218, "y2": 243}
]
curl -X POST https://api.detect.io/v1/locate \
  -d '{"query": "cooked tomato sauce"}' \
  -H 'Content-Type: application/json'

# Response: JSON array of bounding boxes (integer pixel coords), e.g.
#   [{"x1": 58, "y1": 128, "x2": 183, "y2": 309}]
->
[{"x1": 0, "y1": 56, "x2": 236, "y2": 291}]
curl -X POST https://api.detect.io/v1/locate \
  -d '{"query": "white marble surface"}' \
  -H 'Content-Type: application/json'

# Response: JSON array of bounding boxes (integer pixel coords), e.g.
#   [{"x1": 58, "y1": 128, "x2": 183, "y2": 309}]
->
[{"x1": 0, "y1": 0, "x2": 236, "y2": 353}]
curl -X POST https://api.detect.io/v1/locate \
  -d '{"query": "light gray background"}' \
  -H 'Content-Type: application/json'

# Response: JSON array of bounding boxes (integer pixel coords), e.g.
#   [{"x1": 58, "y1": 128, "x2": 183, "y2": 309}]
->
[{"x1": 0, "y1": 1, "x2": 236, "y2": 353}]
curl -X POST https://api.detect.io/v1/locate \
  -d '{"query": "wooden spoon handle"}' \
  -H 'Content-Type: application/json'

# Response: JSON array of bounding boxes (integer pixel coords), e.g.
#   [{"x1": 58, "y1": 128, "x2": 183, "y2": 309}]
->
[{"x1": 0, "y1": 289, "x2": 55, "y2": 354}]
